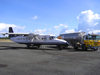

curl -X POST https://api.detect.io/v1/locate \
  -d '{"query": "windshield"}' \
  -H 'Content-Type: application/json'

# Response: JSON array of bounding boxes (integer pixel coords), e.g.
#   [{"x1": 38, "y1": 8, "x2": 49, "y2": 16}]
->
[
  {"x1": 96, "y1": 36, "x2": 100, "y2": 40},
  {"x1": 86, "y1": 35, "x2": 100, "y2": 40},
  {"x1": 49, "y1": 36, "x2": 55, "y2": 40}
]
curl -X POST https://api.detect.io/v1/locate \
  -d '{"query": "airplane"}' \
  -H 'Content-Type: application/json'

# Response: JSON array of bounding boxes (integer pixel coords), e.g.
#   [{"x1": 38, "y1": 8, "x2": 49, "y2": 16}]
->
[{"x1": 1, "y1": 27, "x2": 69, "y2": 50}]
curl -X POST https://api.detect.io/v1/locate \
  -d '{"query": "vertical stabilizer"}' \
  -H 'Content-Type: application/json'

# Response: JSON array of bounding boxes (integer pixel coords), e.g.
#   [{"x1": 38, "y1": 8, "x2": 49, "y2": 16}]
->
[
  {"x1": 9, "y1": 27, "x2": 14, "y2": 38},
  {"x1": 9, "y1": 27, "x2": 14, "y2": 33}
]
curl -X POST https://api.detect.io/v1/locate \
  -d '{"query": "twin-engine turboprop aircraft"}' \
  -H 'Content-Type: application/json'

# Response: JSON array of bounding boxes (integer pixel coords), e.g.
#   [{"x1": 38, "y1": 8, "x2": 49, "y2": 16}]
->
[{"x1": 1, "y1": 27, "x2": 69, "y2": 50}]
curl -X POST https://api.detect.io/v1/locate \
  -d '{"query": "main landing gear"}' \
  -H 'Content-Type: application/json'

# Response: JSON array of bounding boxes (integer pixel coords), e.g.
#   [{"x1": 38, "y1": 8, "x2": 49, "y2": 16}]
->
[{"x1": 26, "y1": 44, "x2": 40, "y2": 49}]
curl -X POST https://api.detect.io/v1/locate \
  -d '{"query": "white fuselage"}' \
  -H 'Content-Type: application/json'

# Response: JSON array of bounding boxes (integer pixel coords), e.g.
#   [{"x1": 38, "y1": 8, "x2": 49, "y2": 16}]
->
[{"x1": 10, "y1": 34, "x2": 68, "y2": 45}]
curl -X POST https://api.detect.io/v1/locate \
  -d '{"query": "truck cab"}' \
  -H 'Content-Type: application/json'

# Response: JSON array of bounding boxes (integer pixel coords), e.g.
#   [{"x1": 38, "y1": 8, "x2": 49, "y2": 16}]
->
[{"x1": 83, "y1": 34, "x2": 100, "y2": 50}]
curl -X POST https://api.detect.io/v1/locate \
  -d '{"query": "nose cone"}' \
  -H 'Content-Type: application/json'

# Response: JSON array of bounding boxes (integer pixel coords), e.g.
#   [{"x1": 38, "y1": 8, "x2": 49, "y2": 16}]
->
[
  {"x1": 64, "y1": 41, "x2": 69, "y2": 45},
  {"x1": 58, "y1": 39, "x2": 69, "y2": 45}
]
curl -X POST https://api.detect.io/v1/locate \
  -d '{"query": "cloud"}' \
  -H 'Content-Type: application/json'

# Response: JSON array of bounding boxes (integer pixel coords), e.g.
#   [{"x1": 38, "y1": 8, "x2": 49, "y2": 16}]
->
[
  {"x1": 32, "y1": 16, "x2": 38, "y2": 20},
  {"x1": 34, "y1": 29, "x2": 47, "y2": 34},
  {"x1": 54, "y1": 24, "x2": 76, "y2": 34},
  {"x1": 0, "y1": 23, "x2": 25, "y2": 32},
  {"x1": 77, "y1": 10, "x2": 100, "y2": 34},
  {"x1": 54, "y1": 24, "x2": 68, "y2": 29},
  {"x1": 88, "y1": 30, "x2": 100, "y2": 34},
  {"x1": 60, "y1": 28, "x2": 75, "y2": 34},
  {"x1": 64, "y1": 29, "x2": 75, "y2": 33},
  {"x1": 0, "y1": 23, "x2": 16, "y2": 32}
]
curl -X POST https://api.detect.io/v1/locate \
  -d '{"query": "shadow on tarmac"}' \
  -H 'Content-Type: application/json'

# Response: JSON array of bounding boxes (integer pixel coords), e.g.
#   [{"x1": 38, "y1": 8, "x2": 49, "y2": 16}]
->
[
  {"x1": 0, "y1": 42, "x2": 96, "y2": 52},
  {"x1": 0, "y1": 45, "x2": 95, "y2": 52}
]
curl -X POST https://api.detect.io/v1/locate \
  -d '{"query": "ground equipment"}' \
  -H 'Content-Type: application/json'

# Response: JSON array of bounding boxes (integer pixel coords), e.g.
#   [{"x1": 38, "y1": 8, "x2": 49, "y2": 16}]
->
[{"x1": 58, "y1": 32, "x2": 100, "y2": 51}]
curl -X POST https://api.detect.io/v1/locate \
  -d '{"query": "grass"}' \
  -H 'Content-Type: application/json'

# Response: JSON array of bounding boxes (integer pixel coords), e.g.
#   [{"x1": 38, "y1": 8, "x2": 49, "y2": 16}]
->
[{"x1": 0, "y1": 38, "x2": 12, "y2": 42}]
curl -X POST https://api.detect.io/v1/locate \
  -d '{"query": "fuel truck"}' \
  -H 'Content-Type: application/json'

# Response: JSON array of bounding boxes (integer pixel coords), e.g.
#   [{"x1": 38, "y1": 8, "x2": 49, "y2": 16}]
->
[{"x1": 58, "y1": 32, "x2": 100, "y2": 51}]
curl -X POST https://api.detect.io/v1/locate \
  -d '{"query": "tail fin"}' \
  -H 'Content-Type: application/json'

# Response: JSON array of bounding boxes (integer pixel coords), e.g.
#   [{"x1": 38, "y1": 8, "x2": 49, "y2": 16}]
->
[
  {"x1": 9, "y1": 27, "x2": 14, "y2": 38},
  {"x1": 9, "y1": 27, "x2": 14, "y2": 33}
]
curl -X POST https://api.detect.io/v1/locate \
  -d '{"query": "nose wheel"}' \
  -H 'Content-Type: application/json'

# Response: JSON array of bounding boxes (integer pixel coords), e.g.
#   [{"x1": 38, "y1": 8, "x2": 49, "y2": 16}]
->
[{"x1": 57, "y1": 45, "x2": 62, "y2": 50}]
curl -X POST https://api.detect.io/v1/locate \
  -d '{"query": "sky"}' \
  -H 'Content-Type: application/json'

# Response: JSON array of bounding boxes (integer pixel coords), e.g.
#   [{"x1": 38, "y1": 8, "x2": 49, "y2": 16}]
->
[{"x1": 0, "y1": 0, "x2": 100, "y2": 36}]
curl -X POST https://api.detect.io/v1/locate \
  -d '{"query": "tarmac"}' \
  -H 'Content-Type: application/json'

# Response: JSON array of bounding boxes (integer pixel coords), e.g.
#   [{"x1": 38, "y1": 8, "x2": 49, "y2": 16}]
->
[{"x1": 0, "y1": 42, "x2": 100, "y2": 75}]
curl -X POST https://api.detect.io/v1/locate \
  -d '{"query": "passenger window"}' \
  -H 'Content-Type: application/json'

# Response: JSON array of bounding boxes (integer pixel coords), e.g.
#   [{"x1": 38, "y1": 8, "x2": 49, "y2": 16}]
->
[{"x1": 41, "y1": 36, "x2": 47, "y2": 40}]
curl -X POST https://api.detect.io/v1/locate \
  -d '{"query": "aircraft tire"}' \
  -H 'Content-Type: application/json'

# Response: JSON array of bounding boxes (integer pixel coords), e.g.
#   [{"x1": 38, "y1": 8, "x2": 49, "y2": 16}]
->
[
  {"x1": 57, "y1": 45, "x2": 62, "y2": 50},
  {"x1": 27, "y1": 44, "x2": 31, "y2": 49},
  {"x1": 37, "y1": 45, "x2": 40, "y2": 49}
]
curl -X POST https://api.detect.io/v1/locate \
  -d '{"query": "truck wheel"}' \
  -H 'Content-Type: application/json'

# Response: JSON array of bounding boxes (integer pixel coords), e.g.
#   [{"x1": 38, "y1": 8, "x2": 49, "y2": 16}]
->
[
  {"x1": 82, "y1": 44, "x2": 87, "y2": 51},
  {"x1": 93, "y1": 48, "x2": 98, "y2": 51},
  {"x1": 74, "y1": 46, "x2": 78, "y2": 50},
  {"x1": 74, "y1": 44, "x2": 78, "y2": 50}
]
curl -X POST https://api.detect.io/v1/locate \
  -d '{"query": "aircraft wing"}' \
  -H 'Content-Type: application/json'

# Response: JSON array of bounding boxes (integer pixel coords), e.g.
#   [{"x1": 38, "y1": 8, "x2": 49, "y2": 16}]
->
[
  {"x1": 0, "y1": 27, "x2": 36, "y2": 37},
  {"x1": 1, "y1": 33, "x2": 29, "y2": 35}
]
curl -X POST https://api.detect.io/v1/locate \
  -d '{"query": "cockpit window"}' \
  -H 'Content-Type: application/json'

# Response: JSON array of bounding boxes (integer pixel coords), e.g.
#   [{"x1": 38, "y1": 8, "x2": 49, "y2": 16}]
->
[
  {"x1": 49, "y1": 36, "x2": 54, "y2": 40},
  {"x1": 96, "y1": 36, "x2": 100, "y2": 40}
]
